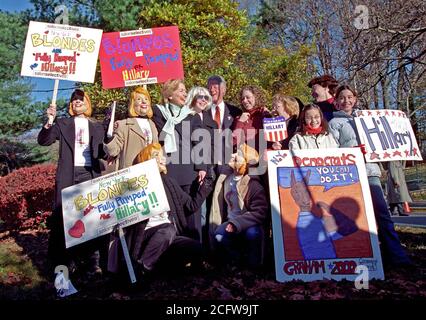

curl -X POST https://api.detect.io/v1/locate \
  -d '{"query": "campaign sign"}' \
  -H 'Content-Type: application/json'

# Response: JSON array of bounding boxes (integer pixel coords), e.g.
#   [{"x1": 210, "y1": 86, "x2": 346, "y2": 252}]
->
[
  {"x1": 263, "y1": 116, "x2": 288, "y2": 142},
  {"x1": 267, "y1": 148, "x2": 384, "y2": 282},
  {"x1": 61, "y1": 159, "x2": 170, "y2": 248},
  {"x1": 354, "y1": 109, "x2": 423, "y2": 162},
  {"x1": 99, "y1": 26, "x2": 184, "y2": 88},
  {"x1": 21, "y1": 21, "x2": 102, "y2": 82}
]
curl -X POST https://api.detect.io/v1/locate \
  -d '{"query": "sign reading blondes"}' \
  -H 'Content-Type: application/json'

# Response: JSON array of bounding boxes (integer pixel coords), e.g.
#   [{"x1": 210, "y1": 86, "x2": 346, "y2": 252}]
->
[
  {"x1": 61, "y1": 159, "x2": 170, "y2": 248},
  {"x1": 99, "y1": 26, "x2": 184, "y2": 88},
  {"x1": 21, "y1": 21, "x2": 103, "y2": 82}
]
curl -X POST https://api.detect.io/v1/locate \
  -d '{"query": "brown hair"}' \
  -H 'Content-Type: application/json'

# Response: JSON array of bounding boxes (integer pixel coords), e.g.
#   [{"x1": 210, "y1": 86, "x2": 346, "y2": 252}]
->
[
  {"x1": 308, "y1": 75, "x2": 339, "y2": 96},
  {"x1": 128, "y1": 86, "x2": 153, "y2": 118},
  {"x1": 239, "y1": 85, "x2": 266, "y2": 110},
  {"x1": 298, "y1": 104, "x2": 329, "y2": 135},
  {"x1": 272, "y1": 94, "x2": 300, "y2": 118},
  {"x1": 161, "y1": 79, "x2": 185, "y2": 105},
  {"x1": 68, "y1": 89, "x2": 92, "y2": 117},
  {"x1": 335, "y1": 85, "x2": 358, "y2": 100}
]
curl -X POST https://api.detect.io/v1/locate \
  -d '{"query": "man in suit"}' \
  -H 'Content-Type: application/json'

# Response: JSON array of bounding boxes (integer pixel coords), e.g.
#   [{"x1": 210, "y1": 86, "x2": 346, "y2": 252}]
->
[
  {"x1": 202, "y1": 75, "x2": 242, "y2": 250},
  {"x1": 205, "y1": 75, "x2": 242, "y2": 174}
]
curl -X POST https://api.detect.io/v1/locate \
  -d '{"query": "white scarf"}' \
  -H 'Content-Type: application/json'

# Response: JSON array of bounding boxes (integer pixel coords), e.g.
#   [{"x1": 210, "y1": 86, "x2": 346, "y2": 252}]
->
[{"x1": 156, "y1": 103, "x2": 194, "y2": 153}]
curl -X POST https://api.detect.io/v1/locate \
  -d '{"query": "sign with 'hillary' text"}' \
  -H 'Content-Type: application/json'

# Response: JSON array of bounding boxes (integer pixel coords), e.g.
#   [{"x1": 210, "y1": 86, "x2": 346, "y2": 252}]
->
[
  {"x1": 21, "y1": 21, "x2": 103, "y2": 82},
  {"x1": 99, "y1": 26, "x2": 184, "y2": 89},
  {"x1": 61, "y1": 159, "x2": 170, "y2": 248},
  {"x1": 354, "y1": 109, "x2": 422, "y2": 162}
]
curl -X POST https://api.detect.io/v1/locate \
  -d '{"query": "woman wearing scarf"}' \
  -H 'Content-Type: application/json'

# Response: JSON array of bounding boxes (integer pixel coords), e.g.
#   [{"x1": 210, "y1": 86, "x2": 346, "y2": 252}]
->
[
  {"x1": 289, "y1": 104, "x2": 338, "y2": 150},
  {"x1": 152, "y1": 79, "x2": 208, "y2": 241}
]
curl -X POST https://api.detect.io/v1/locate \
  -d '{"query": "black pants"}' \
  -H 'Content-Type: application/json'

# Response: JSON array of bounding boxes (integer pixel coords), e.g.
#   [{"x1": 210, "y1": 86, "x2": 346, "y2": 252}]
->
[
  {"x1": 136, "y1": 223, "x2": 176, "y2": 271},
  {"x1": 156, "y1": 235, "x2": 203, "y2": 272},
  {"x1": 181, "y1": 181, "x2": 202, "y2": 242}
]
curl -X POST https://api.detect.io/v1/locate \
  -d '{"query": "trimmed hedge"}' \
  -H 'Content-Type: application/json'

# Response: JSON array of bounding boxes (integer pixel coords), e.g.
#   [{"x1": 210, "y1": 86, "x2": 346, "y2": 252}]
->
[{"x1": 0, "y1": 164, "x2": 56, "y2": 230}]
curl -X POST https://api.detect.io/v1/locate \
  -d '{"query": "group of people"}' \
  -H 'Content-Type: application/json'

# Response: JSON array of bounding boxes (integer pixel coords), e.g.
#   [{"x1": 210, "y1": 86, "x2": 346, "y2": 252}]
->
[{"x1": 38, "y1": 73, "x2": 413, "y2": 288}]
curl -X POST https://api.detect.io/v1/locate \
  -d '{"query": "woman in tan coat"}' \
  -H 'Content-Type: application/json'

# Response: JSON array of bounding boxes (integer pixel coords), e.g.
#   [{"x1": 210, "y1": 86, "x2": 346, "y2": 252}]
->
[{"x1": 104, "y1": 86, "x2": 158, "y2": 170}]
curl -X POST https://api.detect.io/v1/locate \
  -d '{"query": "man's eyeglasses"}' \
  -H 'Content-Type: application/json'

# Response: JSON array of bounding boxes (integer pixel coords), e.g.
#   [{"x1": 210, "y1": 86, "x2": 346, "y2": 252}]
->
[{"x1": 196, "y1": 95, "x2": 209, "y2": 101}]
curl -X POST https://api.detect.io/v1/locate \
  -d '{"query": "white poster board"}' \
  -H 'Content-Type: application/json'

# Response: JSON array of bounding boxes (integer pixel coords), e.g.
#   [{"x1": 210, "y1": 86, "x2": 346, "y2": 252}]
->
[
  {"x1": 267, "y1": 148, "x2": 384, "y2": 282},
  {"x1": 61, "y1": 159, "x2": 170, "y2": 248},
  {"x1": 21, "y1": 21, "x2": 103, "y2": 83},
  {"x1": 354, "y1": 109, "x2": 422, "y2": 162}
]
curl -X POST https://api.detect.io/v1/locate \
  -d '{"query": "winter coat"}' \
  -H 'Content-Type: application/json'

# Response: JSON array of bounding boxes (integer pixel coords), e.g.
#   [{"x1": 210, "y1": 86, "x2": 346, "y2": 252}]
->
[
  {"x1": 152, "y1": 105, "x2": 207, "y2": 187},
  {"x1": 202, "y1": 102, "x2": 242, "y2": 169},
  {"x1": 329, "y1": 110, "x2": 381, "y2": 177},
  {"x1": 385, "y1": 160, "x2": 412, "y2": 204},
  {"x1": 37, "y1": 117, "x2": 106, "y2": 212},
  {"x1": 316, "y1": 98, "x2": 336, "y2": 122},
  {"x1": 107, "y1": 173, "x2": 214, "y2": 273},
  {"x1": 232, "y1": 107, "x2": 271, "y2": 153},
  {"x1": 209, "y1": 173, "x2": 269, "y2": 248},
  {"x1": 288, "y1": 132, "x2": 339, "y2": 150},
  {"x1": 104, "y1": 117, "x2": 158, "y2": 171}
]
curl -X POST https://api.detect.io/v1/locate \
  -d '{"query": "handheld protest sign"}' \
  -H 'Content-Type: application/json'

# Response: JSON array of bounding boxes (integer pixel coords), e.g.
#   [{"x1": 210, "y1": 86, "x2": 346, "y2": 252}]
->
[
  {"x1": 61, "y1": 159, "x2": 170, "y2": 248},
  {"x1": 263, "y1": 116, "x2": 288, "y2": 142},
  {"x1": 267, "y1": 148, "x2": 384, "y2": 282},
  {"x1": 354, "y1": 109, "x2": 423, "y2": 162},
  {"x1": 99, "y1": 26, "x2": 184, "y2": 88},
  {"x1": 118, "y1": 226, "x2": 137, "y2": 283},
  {"x1": 21, "y1": 21, "x2": 103, "y2": 83}
]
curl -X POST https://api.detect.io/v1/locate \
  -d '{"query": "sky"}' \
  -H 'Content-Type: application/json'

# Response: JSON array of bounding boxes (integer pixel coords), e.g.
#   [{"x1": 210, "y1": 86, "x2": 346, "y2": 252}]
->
[{"x1": 1, "y1": 0, "x2": 76, "y2": 103}]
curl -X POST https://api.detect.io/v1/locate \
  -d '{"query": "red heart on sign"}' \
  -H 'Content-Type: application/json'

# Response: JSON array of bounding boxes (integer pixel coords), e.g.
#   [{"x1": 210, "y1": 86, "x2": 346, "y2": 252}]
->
[
  {"x1": 68, "y1": 220, "x2": 85, "y2": 238},
  {"x1": 44, "y1": 30, "x2": 49, "y2": 34},
  {"x1": 76, "y1": 34, "x2": 81, "y2": 38}
]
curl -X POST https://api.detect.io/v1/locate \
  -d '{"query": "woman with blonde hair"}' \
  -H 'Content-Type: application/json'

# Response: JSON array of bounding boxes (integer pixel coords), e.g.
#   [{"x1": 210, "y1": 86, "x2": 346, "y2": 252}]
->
[
  {"x1": 152, "y1": 79, "x2": 208, "y2": 241},
  {"x1": 271, "y1": 94, "x2": 301, "y2": 150},
  {"x1": 104, "y1": 86, "x2": 158, "y2": 170},
  {"x1": 38, "y1": 88, "x2": 107, "y2": 278}
]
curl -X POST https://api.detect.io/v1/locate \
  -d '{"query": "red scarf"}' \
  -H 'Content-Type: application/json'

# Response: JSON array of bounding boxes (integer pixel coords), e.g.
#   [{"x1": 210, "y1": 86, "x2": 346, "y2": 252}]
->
[{"x1": 305, "y1": 124, "x2": 323, "y2": 135}]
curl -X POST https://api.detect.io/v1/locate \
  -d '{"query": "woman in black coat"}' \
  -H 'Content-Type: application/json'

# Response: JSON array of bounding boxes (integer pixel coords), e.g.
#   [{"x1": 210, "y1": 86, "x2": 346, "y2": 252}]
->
[
  {"x1": 38, "y1": 89, "x2": 106, "y2": 274},
  {"x1": 152, "y1": 79, "x2": 208, "y2": 241}
]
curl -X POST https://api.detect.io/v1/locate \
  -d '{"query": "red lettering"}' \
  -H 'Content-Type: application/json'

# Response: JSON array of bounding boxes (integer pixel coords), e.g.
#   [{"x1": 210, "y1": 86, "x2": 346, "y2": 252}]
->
[{"x1": 292, "y1": 153, "x2": 357, "y2": 167}]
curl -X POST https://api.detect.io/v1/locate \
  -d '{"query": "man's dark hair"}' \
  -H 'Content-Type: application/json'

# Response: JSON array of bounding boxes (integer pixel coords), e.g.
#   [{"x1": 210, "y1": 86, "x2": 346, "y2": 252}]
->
[{"x1": 308, "y1": 75, "x2": 339, "y2": 96}]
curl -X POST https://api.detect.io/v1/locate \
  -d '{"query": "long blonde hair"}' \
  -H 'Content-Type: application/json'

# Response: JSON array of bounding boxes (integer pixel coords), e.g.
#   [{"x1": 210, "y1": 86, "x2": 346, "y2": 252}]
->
[{"x1": 128, "y1": 86, "x2": 153, "y2": 118}]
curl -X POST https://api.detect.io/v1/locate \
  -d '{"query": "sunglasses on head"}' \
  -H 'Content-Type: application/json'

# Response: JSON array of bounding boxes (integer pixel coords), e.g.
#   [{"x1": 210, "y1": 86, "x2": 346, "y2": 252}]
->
[{"x1": 196, "y1": 95, "x2": 209, "y2": 101}]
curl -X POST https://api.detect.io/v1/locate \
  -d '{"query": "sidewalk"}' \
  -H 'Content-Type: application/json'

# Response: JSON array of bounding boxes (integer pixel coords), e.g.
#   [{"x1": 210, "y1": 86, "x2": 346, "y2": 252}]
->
[{"x1": 392, "y1": 201, "x2": 426, "y2": 228}]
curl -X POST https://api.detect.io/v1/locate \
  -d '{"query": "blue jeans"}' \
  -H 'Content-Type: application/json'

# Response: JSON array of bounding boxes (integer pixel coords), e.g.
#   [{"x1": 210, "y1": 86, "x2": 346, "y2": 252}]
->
[
  {"x1": 214, "y1": 223, "x2": 265, "y2": 268},
  {"x1": 368, "y1": 176, "x2": 411, "y2": 265}
]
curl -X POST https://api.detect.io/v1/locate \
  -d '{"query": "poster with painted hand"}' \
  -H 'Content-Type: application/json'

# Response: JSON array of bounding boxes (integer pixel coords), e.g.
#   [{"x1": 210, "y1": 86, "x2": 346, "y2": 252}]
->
[
  {"x1": 99, "y1": 26, "x2": 184, "y2": 89},
  {"x1": 61, "y1": 159, "x2": 170, "y2": 248},
  {"x1": 21, "y1": 21, "x2": 103, "y2": 82},
  {"x1": 354, "y1": 109, "x2": 423, "y2": 162},
  {"x1": 267, "y1": 148, "x2": 384, "y2": 282}
]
